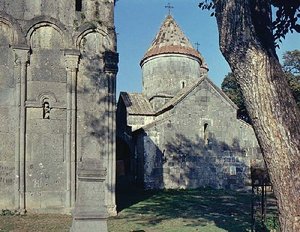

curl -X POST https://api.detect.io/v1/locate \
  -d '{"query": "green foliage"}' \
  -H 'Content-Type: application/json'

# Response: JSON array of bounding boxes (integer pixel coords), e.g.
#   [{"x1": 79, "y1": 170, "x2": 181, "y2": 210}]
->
[
  {"x1": 283, "y1": 50, "x2": 300, "y2": 74},
  {"x1": 222, "y1": 50, "x2": 300, "y2": 122},
  {"x1": 283, "y1": 49, "x2": 300, "y2": 107},
  {"x1": 264, "y1": 215, "x2": 280, "y2": 231},
  {"x1": 272, "y1": 1, "x2": 300, "y2": 42},
  {"x1": 254, "y1": 215, "x2": 280, "y2": 232},
  {"x1": 286, "y1": 72, "x2": 300, "y2": 107},
  {"x1": 221, "y1": 73, "x2": 251, "y2": 123},
  {"x1": 198, "y1": 0, "x2": 300, "y2": 43}
]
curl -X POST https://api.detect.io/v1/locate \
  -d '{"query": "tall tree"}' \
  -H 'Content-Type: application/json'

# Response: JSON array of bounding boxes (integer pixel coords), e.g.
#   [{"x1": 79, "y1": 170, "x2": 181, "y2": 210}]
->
[
  {"x1": 222, "y1": 50, "x2": 300, "y2": 122},
  {"x1": 200, "y1": 1, "x2": 300, "y2": 231},
  {"x1": 221, "y1": 72, "x2": 251, "y2": 123},
  {"x1": 283, "y1": 50, "x2": 300, "y2": 74},
  {"x1": 284, "y1": 50, "x2": 300, "y2": 108},
  {"x1": 286, "y1": 73, "x2": 300, "y2": 108}
]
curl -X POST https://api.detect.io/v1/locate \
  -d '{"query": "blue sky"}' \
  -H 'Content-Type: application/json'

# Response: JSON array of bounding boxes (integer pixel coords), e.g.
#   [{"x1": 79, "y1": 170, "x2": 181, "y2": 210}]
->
[{"x1": 115, "y1": 0, "x2": 300, "y2": 95}]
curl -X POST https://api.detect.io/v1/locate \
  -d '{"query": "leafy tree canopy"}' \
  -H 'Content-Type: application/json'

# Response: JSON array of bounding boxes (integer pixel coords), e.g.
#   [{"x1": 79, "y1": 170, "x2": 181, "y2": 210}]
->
[
  {"x1": 221, "y1": 73, "x2": 251, "y2": 123},
  {"x1": 199, "y1": 0, "x2": 300, "y2": 43},
  {"x1": 222, "y1": 50, "x2": 300, "y2": 122},
  {"x1": 283, "y1": 49, "x2": 300, "y2": 74}
]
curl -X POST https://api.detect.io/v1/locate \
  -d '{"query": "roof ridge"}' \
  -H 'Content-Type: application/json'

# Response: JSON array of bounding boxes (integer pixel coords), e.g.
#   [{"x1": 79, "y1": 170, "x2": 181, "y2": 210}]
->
[{"x1": 154, "y1": 76, "x2": 239, "y2": 115}]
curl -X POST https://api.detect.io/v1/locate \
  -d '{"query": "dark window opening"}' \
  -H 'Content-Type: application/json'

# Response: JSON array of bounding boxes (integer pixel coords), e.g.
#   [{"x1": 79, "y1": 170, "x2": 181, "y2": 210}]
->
[
  {"x1": 204, "y1": 123, "x2": 209, "y2": 145},
  {"x1": 181, "y1": 81, "x2": 185, "y2": 89},
  {"x1": 75, "y1": 0, "x2": 82, "y2": 11},
  {"x1": 43, "y1": 101, "x2": 50, "y2": 119}
]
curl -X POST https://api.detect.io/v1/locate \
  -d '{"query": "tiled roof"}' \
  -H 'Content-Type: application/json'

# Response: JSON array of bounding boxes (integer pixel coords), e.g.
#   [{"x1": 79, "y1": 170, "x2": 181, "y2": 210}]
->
[
  {"x1": 120, "y1": 92, "x2": 155, "y2": 115},
  {"x1": 141, "y1": 15, "x2": 205, "y2": 65}
]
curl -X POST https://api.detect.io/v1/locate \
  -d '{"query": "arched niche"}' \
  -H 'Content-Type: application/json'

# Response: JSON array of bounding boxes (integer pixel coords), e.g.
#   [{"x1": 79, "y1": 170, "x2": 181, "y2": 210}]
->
[
  {"x1": 0, "y1": 12, "x2": 24, "y2": 46},
  {"x1": 29, "y1": 24, "x2": 64, "y2": 49},
  {"x1": 26, "y1": 23, "x2": 67, "y2": 96},
  {"x1": 78, "y1": 30, "x2": 111, "y2": 55},
  {"x1": 77, "y1": 31, "x2": 111, "y2": 93},
  {"x1": 0, "y1": 20, "x2": 14, "y2": 46},
  {"x1": 38, "y1": 91, "x2": 57, "y2": 106}
]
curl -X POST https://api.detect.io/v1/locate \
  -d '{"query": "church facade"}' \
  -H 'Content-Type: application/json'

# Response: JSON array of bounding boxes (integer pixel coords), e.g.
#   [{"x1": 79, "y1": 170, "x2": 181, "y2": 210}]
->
[
  {"x1": 0, "y1": 0, "x2": 118, "y2": 215},
  {"x1": 117, "y1": 15, "x2": 261, "y2": 190}
]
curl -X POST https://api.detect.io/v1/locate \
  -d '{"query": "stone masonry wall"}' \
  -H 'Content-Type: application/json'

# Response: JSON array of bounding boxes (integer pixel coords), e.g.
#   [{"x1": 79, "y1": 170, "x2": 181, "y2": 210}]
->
[
  {"x1": 0, "y1": 0, "x2": 117, "y2": 215},
  {"x1": 142, "y1": 54, "x2": 206, "y2": 99},
  {"x1": 138, "y1": 79, "x2": 260, "y2": 189},
  {"x1": 0, "y1": 21, "x2": 16, "y2": 208}
]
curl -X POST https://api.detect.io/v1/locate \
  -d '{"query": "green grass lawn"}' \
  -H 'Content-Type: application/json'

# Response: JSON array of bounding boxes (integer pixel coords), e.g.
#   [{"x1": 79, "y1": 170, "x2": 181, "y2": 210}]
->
[
  {"x1": 1, "y1": 188, "x2": 273, "y2": 232},
  {"x1": 108, "y1": 187, "x2": 253, "y2": 232}
]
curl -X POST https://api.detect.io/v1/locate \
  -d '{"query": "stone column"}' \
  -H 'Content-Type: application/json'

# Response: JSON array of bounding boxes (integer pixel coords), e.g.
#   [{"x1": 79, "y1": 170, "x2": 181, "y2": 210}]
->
[
  {"x1": 12, "y1": 46, "x2": 30, "y2": 213},
  {"x1": 70, "y1": 159, "x2": 108, "y2": 232},
  {"x1": 70, "y1": 50, "x2": 118, "y2": 232},
  {"x1": 64, "y1": 50, "x2": 80, "y2": 209},
  {"x1": 104, "y1": 51, "x2": 118, "y2": 216}
]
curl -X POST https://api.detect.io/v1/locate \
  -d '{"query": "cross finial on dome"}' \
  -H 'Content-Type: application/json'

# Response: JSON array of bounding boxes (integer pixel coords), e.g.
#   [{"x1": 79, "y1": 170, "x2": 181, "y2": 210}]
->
[
  {"x1": 141, "y1": 14, "x2": 207, "y2": 67},
  {"x1": 165, "y1": 3, "x2": 174, "y2": 15},
  {"x1": 195, "y1": 42, "x2": 200, "y2": 51}
]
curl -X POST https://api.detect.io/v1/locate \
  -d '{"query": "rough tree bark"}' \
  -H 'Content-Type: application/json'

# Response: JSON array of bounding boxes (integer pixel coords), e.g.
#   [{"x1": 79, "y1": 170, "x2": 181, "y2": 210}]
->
[{"x1": 214, "y1": 0, "x2": 300, "y2": 231}]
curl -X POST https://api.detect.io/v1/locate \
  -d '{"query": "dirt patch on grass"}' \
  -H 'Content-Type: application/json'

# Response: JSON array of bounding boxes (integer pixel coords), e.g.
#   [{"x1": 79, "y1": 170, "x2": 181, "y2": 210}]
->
[{"x1": 0, "y1": 214, "x2": 72, "y2": 232}]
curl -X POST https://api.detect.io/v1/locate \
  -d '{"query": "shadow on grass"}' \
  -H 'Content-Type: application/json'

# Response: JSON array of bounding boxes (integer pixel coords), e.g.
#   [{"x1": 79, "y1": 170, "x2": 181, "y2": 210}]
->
[
  {"x1": 115, "y1": 187, "x2": 252, "y2": 232},
  {"x1": 116, "y1": 176, "x2": 156, "y2": 212}
]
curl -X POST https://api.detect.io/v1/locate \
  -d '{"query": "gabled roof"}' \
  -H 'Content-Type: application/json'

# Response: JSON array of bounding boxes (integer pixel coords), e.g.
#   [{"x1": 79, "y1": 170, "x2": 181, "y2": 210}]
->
[
  {"x1": 156, "y1": 76, "x2": 238, "y2": 114},
  {"x1": 140, "y1": 15, "x2": 205, "y2": 65},
  {"x1": 120, "y1": 76, "x2": 238, "y2": 131},
  {"x1": 119, "y1": 92, "x2": 155, "y2": 116},
  {"x1": 132, "y1": 77, "x2": 239, "y2": 132}
]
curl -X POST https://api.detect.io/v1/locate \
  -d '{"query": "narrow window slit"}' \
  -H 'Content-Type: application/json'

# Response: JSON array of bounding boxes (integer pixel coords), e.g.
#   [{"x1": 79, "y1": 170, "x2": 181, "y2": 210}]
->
[
  {"x1": 204, "y1": 123, "x2": 209, "y2": 145},
  {"x1": 76, "y1": 0, "x2": 82, "y2": 11},
  {"x1": 43, "y1": 101, "x2": 51, "y2": 119},
  {"x1": 181, "y1": 81, "x2": 185, "y2": 89}
]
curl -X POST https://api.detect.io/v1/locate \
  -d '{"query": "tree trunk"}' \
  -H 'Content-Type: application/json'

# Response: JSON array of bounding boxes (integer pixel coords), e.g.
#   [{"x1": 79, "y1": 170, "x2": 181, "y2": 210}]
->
[{"x1": 214, "y1": 0, "x2": 300, "y2": 231}]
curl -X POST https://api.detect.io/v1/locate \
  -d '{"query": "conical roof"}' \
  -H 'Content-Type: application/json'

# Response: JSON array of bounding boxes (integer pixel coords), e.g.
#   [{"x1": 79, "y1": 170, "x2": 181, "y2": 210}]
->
[{"x1": 141, "y1": 15, "x2": 204, "y2": 65}]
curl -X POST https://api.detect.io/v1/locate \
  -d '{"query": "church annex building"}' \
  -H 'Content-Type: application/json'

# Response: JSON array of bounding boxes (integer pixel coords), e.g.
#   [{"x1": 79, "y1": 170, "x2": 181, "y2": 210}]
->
[{"x1": 117, "y1": 15, "x2": 261, "y2": 190}]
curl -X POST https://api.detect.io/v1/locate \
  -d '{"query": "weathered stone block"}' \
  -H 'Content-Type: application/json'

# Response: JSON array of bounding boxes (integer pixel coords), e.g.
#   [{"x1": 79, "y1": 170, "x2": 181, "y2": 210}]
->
[
  {"x1": 0, "y1": 89, "x2": 15, "y2": 106},
  {"x1": 26, "y1": 118, "x2": 67, "y2": 134},
  {"x1": 26, "y1": 191, "x2": 42, "y2": 209},
  {"x1": 26, "y1": 132, "x2": 65, "y2": 160},
  {"x1": 27, "y1": 81, "x2": 67, "y2": 103},
  {"x1": 0, "y1": 162, "x2": 14, "y2": 187},
  {"x1": 0, "y1": 133, "x2": 15, "y2": 161},
  {"x1": 40, "y1": 191, "x2": 66, "y2": 209}
]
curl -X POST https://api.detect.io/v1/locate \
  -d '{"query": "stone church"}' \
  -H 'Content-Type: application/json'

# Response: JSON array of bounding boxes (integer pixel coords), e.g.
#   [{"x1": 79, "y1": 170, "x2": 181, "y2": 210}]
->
[
  {"x1": 117, "y1": 15, "x2": 261, "y2": 190},
  {"x1": 0, "y1": 0, "x2": 118, "y2": 217}
]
